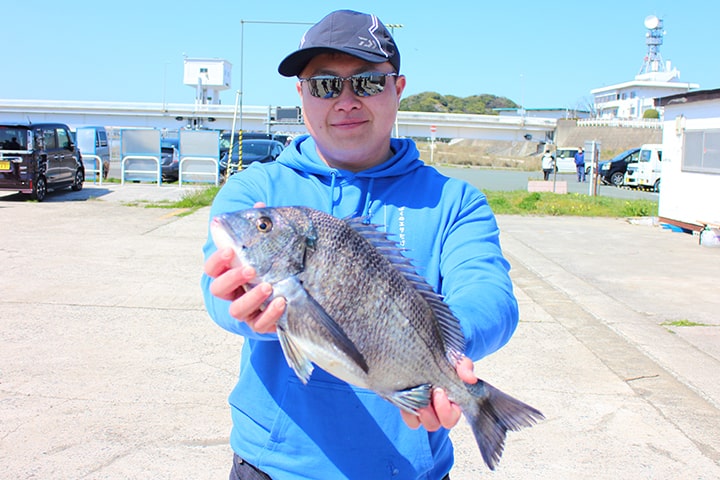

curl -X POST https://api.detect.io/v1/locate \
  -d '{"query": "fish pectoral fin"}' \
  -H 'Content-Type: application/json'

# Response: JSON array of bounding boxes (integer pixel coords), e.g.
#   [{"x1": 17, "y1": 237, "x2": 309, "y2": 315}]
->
[
  {"x1": 302, "y1": 292, "x2": 370, "y2": 374},
  {"x1": 385, "y1": 384, "x2": 433, "y2": 414},
  {"x1": 277, "y1": 326, "x2": 315, "y2": 384}
]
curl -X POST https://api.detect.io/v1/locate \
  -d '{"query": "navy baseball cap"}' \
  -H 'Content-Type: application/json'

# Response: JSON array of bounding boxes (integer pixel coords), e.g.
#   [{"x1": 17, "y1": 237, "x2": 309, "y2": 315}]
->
[{"x1": 278, "y1": 10, "x2": 400, "y2": 77}]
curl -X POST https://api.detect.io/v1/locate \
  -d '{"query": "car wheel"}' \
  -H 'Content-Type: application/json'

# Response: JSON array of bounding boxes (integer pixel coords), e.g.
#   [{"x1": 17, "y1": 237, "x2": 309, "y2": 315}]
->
[
  {"x1": 31, "y1": 176, "x2": 47, "y2": 201},
  {"x1": 610, "y1": 171, "x2": 625, "y2": 187},
  {"x1": 653, "y1": 179, "x2": 660, "y2": 193},
  {"x1": 71, "y1": 169, "x2": 84, "y2": 191}
]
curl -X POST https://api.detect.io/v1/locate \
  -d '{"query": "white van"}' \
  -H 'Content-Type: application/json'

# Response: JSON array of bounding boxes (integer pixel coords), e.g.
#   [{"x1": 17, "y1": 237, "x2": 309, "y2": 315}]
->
[{"x1": 624, "y1": 144, "x2": 663, "y2": 192}]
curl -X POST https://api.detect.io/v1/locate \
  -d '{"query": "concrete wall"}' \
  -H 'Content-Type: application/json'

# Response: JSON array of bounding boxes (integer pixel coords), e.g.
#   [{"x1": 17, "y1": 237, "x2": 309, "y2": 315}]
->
[{"x1": 555, "y1": 119, "x2": 662, "y2": 155}]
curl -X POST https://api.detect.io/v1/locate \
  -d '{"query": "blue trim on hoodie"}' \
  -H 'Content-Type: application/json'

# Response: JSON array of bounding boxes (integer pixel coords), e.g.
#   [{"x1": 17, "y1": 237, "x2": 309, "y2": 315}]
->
[{"x1": 201, "y1": 135, "x2": 519, "y2": 479}]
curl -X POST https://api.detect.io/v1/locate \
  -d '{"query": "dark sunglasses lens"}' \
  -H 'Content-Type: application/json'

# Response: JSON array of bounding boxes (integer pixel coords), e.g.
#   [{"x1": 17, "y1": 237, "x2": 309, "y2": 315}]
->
[
  {"x1": 352, "y1": 74, "x2": 387, "y2": 97},
  {"x1": 308, "y1": 77, "x2": 343, "y2": 98}
]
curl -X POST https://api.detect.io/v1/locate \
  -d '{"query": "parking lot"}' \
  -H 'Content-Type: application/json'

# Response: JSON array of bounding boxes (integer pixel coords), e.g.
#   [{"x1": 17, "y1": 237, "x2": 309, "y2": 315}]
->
[{"x1": 1, "y1": 184, "x2": 719, "y2": 479}]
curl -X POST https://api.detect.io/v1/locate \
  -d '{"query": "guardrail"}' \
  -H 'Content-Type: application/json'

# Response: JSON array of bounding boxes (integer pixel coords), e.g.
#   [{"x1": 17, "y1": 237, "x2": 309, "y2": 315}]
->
[
  {"x1": 178, "y1": 156, "x2": 219, "y2": 186},
  {"x1": 121, "y1": 155, "x2": 161, "y2": 185},
  {"x1": 577, "y1": 118, "x2": 661, "y2": 129},
  {"x1": 82, "y1": 154, "x2": 104, "y2": 185}
]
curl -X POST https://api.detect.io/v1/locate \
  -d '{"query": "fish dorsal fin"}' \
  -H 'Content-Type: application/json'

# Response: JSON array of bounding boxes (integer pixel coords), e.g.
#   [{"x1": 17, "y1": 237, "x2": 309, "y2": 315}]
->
[{"x1": 346, "y1": 218, "x2": 466, "y2": 364}]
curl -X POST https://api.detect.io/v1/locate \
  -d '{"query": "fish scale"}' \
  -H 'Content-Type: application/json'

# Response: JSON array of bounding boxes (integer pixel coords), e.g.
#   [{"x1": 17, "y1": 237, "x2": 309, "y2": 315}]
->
[{"x1": 211, "y1": 205, "x2": 544, "y2": 470}]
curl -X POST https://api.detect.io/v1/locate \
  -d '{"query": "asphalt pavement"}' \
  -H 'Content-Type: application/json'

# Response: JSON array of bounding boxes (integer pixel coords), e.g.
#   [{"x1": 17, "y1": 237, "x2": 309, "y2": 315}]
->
[{"x1": 1, "y1": 183, "x2": 718, "y2": 479}]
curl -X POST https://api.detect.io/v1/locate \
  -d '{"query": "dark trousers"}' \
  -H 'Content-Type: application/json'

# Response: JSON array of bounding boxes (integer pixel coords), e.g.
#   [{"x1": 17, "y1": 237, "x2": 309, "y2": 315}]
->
[
  {"x1": 229, "y1": 453, "x2": 451, "y2": 479},
  {"x1": 576, "y1": 164, "x2": 586, "y2": 182},
  {"x1": 230, "y1": 454, "x2": 272, "y2": 480}
]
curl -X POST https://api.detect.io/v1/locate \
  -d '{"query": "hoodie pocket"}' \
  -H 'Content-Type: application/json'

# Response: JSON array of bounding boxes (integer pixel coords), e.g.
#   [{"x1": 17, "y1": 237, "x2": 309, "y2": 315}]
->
[{"x1": 265, "y1": 375, "x2": 436, "y2": 479}]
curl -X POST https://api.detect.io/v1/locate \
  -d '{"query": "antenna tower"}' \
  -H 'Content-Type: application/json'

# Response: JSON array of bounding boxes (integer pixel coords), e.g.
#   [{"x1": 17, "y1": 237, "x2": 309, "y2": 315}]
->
[{"x1": 638, "y1": 15, "x2": 666, "y2": 75}]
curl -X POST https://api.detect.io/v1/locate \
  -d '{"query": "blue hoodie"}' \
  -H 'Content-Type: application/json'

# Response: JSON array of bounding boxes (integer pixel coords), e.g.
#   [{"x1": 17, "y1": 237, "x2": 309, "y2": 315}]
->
[{"x1": 201, "y1": 135, "x2": 519, "y2": 479}]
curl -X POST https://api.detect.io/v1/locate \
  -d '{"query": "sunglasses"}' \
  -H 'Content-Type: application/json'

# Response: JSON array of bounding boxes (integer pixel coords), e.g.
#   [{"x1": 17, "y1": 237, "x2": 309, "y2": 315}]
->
[{"x1": 299, "y1": 72, "x2": 398, "y2": 99}]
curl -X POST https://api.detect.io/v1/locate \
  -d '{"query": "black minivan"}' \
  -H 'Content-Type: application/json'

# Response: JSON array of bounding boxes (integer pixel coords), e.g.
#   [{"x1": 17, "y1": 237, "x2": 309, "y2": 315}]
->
[{"x1": 0, "y1": 123, "x2": 84, "y2": 201}]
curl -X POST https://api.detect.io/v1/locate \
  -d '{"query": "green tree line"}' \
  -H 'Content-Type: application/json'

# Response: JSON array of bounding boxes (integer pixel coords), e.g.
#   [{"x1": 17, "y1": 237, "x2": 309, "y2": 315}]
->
[{"x1": 399, "y1": 92, "x2": 519, "y2": 115}]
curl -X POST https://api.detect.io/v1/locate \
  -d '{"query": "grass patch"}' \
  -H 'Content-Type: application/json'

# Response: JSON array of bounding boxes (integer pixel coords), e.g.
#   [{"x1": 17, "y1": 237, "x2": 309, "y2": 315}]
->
[
  {"x1": 133, "y1": 185, "x2": 657, "y2": 220},
  {"x1": 137, "y1": 185, "x2": 221, "y2": 216},
  {"x1": 485, "y1": 190, "x2": 658, "y2": 217},
  {"x1": 660, "y1": 319, "x2": 714, "y2": 327}
]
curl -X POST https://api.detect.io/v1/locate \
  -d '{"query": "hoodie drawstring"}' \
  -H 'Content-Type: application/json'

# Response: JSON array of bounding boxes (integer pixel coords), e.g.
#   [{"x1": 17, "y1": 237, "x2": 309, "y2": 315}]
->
[
  {"x1": 362, "y1": 177, "x2": 375, "y2": 223},
  {"x1": 328, "y1": 171, "x2": 337, "y2": 215}
]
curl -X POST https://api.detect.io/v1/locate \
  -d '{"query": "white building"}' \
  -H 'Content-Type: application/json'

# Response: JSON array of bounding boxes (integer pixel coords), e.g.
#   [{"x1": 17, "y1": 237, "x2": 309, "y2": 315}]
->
[
  {"x1": 656, "y1": 88, "x2": 720, "y2": 231},
  {"x1": 592, "y1": 15, "x2": 699, "y2": 120},
  {"x1": 592, "y1": 71, "x2": 698, "y2": 120}
]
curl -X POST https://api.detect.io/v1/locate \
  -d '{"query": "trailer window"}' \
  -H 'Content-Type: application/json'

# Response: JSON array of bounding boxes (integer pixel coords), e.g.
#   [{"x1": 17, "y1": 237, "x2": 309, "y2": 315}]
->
[{"x1": 683, "y1": 130, "x2": 720, "y2": 174}]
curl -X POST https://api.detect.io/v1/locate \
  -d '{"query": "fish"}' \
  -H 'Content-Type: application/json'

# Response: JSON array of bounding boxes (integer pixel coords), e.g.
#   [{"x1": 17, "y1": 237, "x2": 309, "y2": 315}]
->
[{"x1": 210, "y1": 206, "x2": 543, "y2": 470}]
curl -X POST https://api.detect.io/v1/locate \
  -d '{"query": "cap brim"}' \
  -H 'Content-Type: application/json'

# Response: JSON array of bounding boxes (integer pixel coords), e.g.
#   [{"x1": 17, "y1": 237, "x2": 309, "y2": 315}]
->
[{"x1": 278, "y1": 46, "x2": 395, "y2": 77}]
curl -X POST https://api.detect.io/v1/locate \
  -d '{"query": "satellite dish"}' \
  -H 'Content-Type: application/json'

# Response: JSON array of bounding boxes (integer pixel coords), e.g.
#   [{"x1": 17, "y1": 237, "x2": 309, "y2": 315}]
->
[{"x1": 644, "y1": 15, "x2": 660, "y2": 29}]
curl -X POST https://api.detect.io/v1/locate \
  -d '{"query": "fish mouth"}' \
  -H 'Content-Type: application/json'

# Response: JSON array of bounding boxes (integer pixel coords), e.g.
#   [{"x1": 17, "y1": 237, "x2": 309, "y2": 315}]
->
[{"x1": 210, "y1": 216, "x2": 243, "y2": 251}]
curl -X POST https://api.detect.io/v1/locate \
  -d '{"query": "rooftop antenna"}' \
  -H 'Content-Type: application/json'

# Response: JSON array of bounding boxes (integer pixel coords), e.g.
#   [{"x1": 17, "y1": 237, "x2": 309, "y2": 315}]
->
[{"x1": 638, "y1": 15, "x2": 666, "y2": 76}]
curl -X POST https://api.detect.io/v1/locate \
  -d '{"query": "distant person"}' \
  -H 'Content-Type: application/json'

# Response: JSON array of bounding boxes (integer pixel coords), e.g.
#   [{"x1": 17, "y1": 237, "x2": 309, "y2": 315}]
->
[
  {"x1": 542, "y1": 149, "x2": 555, "y2": 180},
  {"x1": 575, "y1": 147, "x2": 585, "y2": 182}
]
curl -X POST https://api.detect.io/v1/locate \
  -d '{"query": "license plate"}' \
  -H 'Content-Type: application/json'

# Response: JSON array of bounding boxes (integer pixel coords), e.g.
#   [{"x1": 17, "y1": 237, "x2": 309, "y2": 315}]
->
[{"x1": 0, "y1": 161, "x2": 11, "y2": 171}]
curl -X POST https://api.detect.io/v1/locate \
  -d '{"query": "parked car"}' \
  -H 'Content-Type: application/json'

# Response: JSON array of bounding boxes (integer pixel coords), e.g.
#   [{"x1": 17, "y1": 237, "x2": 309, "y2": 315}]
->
[
  {"x1": 160, "y1": 137, "x2": 180, "y2": 182},
  {"x1": 219, "y1": 138, "x2": 285, "y2": 176},
  {"x1": 598, "y1": 147, "x2": 641, "y2": 186},
  {"x1": 554, "y1": 147, "x2": 591, "y2": 175},
  {"x1": 75, "y1": 126, "x2": 110, "y2": 180},
  {"x1": 0, "y1": 123, "x2": 84, "y2": 201},
  {"x1": 624, "y1": 144, "x2": 663, "y2": 192}
]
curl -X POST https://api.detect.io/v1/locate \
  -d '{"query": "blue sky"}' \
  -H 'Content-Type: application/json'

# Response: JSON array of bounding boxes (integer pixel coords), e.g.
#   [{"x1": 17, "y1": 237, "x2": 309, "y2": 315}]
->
[{"x1": 2, "y1": 1, "x2": 715, "y2": 111}]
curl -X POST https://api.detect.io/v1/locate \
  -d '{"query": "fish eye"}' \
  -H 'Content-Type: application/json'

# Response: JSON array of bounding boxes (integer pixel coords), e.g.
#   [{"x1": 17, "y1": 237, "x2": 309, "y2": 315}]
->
[{"x1": 256, "y1": 216, "x2": 273, "y2": 233}]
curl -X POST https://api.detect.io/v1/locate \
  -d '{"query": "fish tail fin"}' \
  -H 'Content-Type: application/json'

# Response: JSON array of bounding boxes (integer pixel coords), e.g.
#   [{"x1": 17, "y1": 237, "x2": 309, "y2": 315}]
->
[{"x1": 464, "y1": 380, "x2": 544, "y2": 470}]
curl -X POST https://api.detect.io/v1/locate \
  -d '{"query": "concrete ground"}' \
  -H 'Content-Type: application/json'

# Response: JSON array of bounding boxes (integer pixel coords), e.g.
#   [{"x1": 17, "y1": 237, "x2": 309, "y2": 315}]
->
[{"x1": 0, "y1": 184, "x2": 718, "y2": 479}]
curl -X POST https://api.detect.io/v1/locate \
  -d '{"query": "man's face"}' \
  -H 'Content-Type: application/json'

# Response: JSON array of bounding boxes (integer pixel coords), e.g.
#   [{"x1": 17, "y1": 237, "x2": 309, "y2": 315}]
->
[{"x1": 297, "y1": 53, "x2": 406, "y2": 172}]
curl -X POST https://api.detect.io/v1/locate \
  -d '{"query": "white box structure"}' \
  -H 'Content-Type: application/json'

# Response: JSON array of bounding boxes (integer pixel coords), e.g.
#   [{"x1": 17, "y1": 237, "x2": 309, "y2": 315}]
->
[{"x1": 183, "y1": 58, "x2": 232, "y2": 105}]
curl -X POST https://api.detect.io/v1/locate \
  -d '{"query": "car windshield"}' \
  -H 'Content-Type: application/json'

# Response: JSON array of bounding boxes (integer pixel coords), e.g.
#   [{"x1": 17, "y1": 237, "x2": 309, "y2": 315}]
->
[
  {"x1": 244, "y1": 141, "x2": 272, "y2": 156},
  {"x1": 0, "y1": 127, "x2": 28, "y2": 150},
  {"x1": 556, "y1": 149, "x2": 576, "y2": 158},
  {"x1": 639, "y1": 150, "x2": 652, "y2": 162}
]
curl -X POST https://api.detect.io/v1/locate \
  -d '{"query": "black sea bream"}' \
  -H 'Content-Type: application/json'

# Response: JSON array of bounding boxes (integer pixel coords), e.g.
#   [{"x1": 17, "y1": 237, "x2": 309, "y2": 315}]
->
[{"x1": 211, "y1": 206, "x2": 543, "y2": 470}]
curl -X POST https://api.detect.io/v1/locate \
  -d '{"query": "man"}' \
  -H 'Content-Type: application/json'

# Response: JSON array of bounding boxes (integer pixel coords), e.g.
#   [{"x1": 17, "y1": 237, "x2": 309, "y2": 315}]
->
[
  {"x1": 542, "y1": 149, "x2": 555, "y2": 181},
  {"x1": 202, "y1": 9, "x2": 519, "y2": 479},
  {"x1": 574, "y1": 147, "x2": 586, "y2": 182}
]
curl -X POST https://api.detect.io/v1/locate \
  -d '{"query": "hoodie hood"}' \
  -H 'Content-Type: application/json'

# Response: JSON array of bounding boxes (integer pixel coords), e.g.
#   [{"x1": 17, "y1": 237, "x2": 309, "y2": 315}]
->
[
  {"x1": 277, "y1": 134, "x2": 424, "y2": 180},
  {"x1": 275, "y1": 135, "x2": 424, "y2": 216}
]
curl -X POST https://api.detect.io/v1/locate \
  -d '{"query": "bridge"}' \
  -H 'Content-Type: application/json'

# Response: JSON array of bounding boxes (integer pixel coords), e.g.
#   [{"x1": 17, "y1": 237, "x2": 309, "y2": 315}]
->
[{"x1": 0, "y1": 99, "x2": 556, "y2": 143}]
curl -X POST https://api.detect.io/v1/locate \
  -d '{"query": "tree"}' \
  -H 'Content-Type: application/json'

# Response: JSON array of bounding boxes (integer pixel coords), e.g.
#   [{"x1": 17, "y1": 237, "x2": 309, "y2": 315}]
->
[{"x1": 399, "y1": 92, "x2": 518, "y2": 115}]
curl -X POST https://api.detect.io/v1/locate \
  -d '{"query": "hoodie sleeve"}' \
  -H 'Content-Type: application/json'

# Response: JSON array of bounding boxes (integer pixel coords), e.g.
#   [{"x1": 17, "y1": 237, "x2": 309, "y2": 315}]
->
[
  {"x1": 200, "y1": 169, "x2": 279, "y2": 341},
  {"x1": 438, "y1": 184, "x2": 519, "y2": 361}
]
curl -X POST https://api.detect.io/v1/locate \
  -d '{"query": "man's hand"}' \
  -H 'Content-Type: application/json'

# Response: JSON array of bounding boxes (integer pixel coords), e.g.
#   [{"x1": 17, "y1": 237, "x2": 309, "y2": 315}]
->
[
  {"x1": 204, "y1": 202, "x2": 286, "y2": 334},
  {"x1": 401, "y1": 356, "x2": 477, "y2": 431}
]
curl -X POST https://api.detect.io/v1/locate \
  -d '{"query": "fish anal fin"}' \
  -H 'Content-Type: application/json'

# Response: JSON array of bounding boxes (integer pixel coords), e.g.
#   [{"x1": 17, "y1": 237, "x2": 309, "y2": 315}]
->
[{"x1": 385, "y1": 384, "x2": 433, "y2": 414}]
